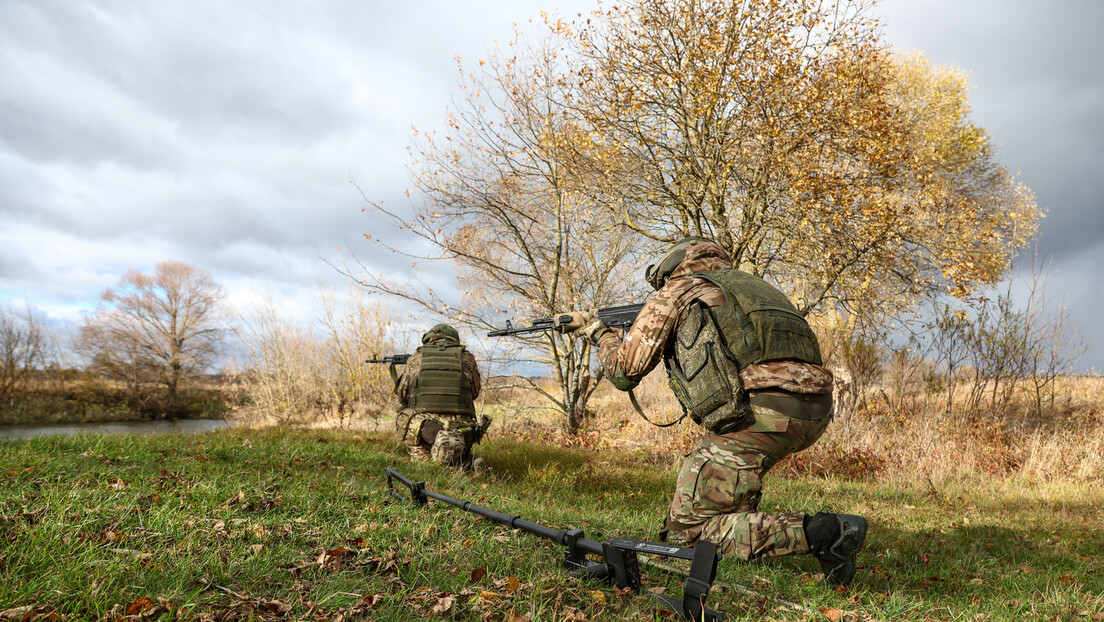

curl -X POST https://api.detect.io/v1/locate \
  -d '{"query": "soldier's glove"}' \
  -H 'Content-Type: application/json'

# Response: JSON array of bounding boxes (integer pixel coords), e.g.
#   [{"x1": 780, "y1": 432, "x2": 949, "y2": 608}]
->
[
  {"x1": 577, "y1": 318, "x2": 613, "y2": 345},
  {"x1": 556, "y1": 310, "x2": 593, "y2": 334}
]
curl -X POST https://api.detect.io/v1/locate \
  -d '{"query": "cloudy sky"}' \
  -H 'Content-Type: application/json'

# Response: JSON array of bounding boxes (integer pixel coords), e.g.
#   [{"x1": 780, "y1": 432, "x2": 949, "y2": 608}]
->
[{"x1": 1, "y1": 0, "x2": 1101, "y2": 370}]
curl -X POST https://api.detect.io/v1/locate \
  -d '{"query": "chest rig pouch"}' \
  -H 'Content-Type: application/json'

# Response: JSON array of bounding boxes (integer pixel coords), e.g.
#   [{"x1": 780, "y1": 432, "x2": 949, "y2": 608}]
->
[
  {"x1": 665, "y1": 299, "x2": 751, "y2": 433},
  {"x1": 408, "y1": 343, "x2": 477, "y2": 417},
  {"x1": 665, "y1": 269, "x2": 823, "y2": 433}
]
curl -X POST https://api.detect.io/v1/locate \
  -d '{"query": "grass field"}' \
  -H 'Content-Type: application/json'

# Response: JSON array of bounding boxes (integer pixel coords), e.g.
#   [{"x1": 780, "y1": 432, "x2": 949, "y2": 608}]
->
[{"x1": 2, "y1": 427, "x2": 1103, "y2": 621}]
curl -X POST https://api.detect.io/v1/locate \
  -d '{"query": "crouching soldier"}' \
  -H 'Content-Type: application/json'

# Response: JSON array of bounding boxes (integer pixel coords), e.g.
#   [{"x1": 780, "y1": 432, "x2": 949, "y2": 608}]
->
[
  {"x1": 394, "y1": 324, "x2": 490, "y2": 472},
  {"x1": 567, "y1": 237, "x2": 867, "y2": 586}
]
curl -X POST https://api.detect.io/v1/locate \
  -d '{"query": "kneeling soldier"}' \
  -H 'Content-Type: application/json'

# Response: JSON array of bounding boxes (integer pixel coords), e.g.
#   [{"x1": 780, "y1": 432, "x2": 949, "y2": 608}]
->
[
  {"x1": 568, "y1": 238, "x2": 867, "y2": 586},
  {"x1": 394, "y1": 324, "x2": 489, "y2": 472}
]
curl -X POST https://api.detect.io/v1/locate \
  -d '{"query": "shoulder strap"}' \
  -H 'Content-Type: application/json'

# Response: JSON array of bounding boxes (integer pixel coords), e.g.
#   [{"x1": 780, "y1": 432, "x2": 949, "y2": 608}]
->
[{"x1": 628, "y1": 388, "x2": 687, "y2": 428}]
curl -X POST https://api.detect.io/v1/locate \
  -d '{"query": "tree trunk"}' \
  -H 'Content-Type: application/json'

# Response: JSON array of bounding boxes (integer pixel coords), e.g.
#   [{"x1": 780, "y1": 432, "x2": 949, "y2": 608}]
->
[{"x1": 565, "y1": 373, "x2": 591, "y2": 434}]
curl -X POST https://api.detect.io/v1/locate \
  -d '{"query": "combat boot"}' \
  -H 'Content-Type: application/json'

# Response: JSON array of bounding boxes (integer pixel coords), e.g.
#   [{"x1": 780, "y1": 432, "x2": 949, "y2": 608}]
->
[
  {"x1": 804, "y1": 512, "x2": 867, "y2": 586},
  {"x1": 470, "y1": 455, "x2": 489, "y2": 474}
]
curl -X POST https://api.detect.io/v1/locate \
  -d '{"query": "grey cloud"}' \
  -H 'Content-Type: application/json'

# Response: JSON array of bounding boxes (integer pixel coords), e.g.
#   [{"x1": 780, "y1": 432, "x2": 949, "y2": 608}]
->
[
  {"x1": 1, "y1": 0, "x2": 1099, "y2": 370},
  {"x1": 880, "y1": 0, "x2": 1104, "y2": 263},
  {"x1": 0, "y1": 2, "x2": 364, "y2": 169}
]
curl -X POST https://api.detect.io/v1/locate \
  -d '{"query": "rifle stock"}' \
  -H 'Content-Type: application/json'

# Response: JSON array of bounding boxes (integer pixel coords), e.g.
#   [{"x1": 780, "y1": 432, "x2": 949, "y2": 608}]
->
[{"x1": 385, "y1": 467, "x2": 722, "y2": 621}]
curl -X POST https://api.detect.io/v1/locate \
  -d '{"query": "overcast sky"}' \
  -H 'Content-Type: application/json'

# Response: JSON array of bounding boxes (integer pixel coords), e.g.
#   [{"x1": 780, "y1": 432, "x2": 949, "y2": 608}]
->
[{"x1": 1, "y1": 0, "x2": 1101, "y2": 371}]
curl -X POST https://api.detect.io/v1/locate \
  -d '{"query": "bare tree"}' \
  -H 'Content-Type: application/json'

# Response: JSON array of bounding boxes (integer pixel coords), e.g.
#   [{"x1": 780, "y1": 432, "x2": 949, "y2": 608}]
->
[
  {"x1": 0, "y1": 304, "x2": 50, "y2": 400},
  {"x1": 316, "y1": 289, "x2": 404, "y2": 425},
  {"x1": 236, "y1": 299, "x2": 327, "y2": 425},
  {"x1": 346, "y1": 27, "x2": 642, "y2": 432},
  {"x1": 77, "y1": 261, "x2": 227, "y2": 415}
]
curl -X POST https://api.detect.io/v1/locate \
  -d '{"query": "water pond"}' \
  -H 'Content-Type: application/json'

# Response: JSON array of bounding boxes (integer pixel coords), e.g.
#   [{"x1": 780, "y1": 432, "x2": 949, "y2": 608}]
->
[{"x1": 0, "y1": 418, "x2": 234, "y2": 440}]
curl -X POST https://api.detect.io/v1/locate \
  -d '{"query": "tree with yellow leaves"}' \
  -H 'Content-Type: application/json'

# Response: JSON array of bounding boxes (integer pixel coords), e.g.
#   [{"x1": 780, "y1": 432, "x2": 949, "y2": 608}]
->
[
  {"x1": 570, "y1": 0, "x2": 1038, "y2": 328},
  {"x1": 353, "y1": 0, "x2": 1039, "y2": 432}
]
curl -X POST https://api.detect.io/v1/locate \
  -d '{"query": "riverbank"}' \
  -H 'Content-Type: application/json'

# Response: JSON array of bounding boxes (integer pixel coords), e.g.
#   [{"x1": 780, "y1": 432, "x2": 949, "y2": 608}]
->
[
  {"x1": 0, "y1": 385, "x2": 230, "y2": 427},
  {"x1": 2, "y1": 428, "x2": 1102, "y2": 620}
]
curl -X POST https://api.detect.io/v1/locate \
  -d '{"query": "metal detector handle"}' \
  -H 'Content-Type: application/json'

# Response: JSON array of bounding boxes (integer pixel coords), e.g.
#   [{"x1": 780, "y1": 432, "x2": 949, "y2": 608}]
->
[{"x1": 385, "y1": 467, "x2": 427, "y2": 506}]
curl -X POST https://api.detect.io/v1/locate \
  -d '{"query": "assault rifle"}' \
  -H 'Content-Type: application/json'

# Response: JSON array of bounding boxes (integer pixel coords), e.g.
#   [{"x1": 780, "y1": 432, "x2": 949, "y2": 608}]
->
[
  {"x1": 487, "y1": 303, "x2": 644, "y2": 337},
  {"x1": 365, "y1": 354, "x2": 411, "y2": 366},
  {"x1": 365, "y1": 354, "x2": 411, "y2": 388},
  {"x1": 458, "y1": 415, "x2": 493, "y2": 445},
  {"x1": 386, "y1": 467, "x2": 722, "y2": 621}
]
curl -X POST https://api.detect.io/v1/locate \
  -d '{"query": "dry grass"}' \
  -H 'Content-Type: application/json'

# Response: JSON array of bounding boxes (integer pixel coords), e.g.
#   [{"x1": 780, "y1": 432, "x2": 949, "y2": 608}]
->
[{"x1": 479, "y1": 371, "x2": 1104, "y2": 485}]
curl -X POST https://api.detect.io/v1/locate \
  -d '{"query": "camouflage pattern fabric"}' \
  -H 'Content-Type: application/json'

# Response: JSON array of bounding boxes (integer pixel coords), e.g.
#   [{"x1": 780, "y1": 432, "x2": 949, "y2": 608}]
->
[
  {"x1": 592, "y1": 242, "x2": 833, "y2": 395},
  {"x1": 665, "y1": 402, "x2": 831, "y2": 559},
  {"x1": 421, "y1": 323, "x2": 461, "y2": 344},
  {"x1": 393, "y1": 339, "x2": 483, "y2": 469},
  {"x1": 584, "y1": 240, "x2": 837, "y2": 560},
  {"x1": 395, "y1": 407, "x2": 478, "y2": 466},
  {"x1": 430, "y1": 429, "x2": 467, "y2": 465}
]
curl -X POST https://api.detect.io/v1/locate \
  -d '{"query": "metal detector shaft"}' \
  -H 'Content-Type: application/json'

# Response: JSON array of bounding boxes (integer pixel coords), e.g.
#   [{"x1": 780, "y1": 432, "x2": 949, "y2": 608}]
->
[
  {"x1": 387, "y1": 467, "x2": 605, "y2": 554},
  {"x1": 385, "y1": 467, "x2": 723, "y2": 621}
]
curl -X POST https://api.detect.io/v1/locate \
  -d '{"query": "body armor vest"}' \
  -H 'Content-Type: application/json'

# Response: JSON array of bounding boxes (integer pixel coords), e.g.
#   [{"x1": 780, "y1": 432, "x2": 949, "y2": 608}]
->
[
  {"x1": 407, "y1": 342, "x2": 477, "y2": 417},
  {"x1": 665, "y1": 269, "x2": 823, "y2": 432}
]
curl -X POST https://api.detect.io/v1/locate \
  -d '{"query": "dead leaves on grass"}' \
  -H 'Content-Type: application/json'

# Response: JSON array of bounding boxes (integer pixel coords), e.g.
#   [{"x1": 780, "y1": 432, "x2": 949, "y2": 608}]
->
[
  {"x1": 408, "y1": 577, "x2": 536, "y2": 618},
  {"x1": 0, "y1": 606, "x2": 60, "y2": 622}
]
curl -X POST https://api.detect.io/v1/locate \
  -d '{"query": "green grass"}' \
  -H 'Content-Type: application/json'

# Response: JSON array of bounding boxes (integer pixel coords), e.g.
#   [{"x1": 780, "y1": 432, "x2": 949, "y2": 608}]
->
[{"x1": 1, "y1": 429, "x2": 1102, "y2": 621}]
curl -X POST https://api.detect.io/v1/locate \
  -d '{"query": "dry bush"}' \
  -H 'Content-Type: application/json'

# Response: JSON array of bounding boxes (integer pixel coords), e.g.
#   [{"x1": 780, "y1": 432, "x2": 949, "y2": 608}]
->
[
  {"x1": 492, "y1": 364, "x2": 1103, "y2": 485},
  {"x1": 792, "y1": 373, "x2": 1104, "y2": 482},
  {"x1": 234, "y1": 292, "x2": 400, "y2": 428}
]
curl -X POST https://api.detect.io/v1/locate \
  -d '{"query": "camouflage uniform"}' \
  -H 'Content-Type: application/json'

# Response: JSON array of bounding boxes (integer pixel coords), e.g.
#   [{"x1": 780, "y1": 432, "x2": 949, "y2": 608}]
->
[
  {"x1": 589, "y1": 242, "x2": 835, "y2": 560},
  {"x1": 394, "y1": 326, "x2": 483, "y2": 468}
]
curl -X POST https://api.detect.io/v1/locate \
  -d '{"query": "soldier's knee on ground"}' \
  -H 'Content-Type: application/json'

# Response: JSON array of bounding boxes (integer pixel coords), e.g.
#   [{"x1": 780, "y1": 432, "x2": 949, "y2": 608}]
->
[
  {"x1": 431, "y1": 429, "x2": 467, "y2": 466},
  {"x1": 419, "y1": 419, "x2": 444, "y2": 444},
  {"x1": 666, "y1": 530, "x2": 695, "y2": 547}
]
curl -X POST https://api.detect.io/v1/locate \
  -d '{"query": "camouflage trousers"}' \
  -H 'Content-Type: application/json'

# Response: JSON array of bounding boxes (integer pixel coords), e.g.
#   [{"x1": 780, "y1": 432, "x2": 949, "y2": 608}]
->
[
  {"x1": 664, "y1": 402, "x2": 831, "y2": 560},
  {"x1": 395, "y1": 408, "x2": 476, "y2": 467}
]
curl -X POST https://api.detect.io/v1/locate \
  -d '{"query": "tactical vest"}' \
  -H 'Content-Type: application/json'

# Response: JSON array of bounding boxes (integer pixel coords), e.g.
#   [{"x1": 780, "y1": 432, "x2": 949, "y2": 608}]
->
[
  {"x1": 407, "y1": 342, "x2": 477, "y2": 417},
  {"x1": 665, "y1": 269, "x2": 822, "y2": 432}
]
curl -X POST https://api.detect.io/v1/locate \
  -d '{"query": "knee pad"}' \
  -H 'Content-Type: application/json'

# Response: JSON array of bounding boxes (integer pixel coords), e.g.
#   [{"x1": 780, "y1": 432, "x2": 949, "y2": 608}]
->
[{"x1": 431, "y1": 429, "x2": 466, "y2": 465}]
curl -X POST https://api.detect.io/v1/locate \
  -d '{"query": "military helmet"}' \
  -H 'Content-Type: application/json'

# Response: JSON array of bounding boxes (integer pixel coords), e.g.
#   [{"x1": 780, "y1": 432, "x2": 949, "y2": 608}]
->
[
  {"x1": 421, "y1": 323, "x2": 461, "y2": 345},
  {"x1": 644, "y1": 236, "x2": 713, "y2": 290}
]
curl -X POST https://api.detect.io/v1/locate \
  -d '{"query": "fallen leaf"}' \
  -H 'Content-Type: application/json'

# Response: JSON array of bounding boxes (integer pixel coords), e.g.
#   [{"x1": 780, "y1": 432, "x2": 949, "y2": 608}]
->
[
  {"x1": 470, "y1": 566, "x2": 487, "y2": 582},
  {"x1": 819, "y1": 606, "x2": 843, "y2": 621},
  {"x1": 124, "y1": 597, "x2": 155, "y2": 615},
  {"x1": 0, "y1": 607, "x2": 32, "y2": 620},
  {"x1": 588, "y1": 590, "x2": 606, "y2": 604},
  {"x1": 507, "y1": 575, "x2": 520, "y2": 594},
  {"x1": 357, "y1": 594, "x2": 383, "y2": 607},
  {"x1": 256, "y1": 599, "x2": 290, "y2": 614},
  {"x1": 432, "y1": 595, "x2": 455, "y2": 615}
]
